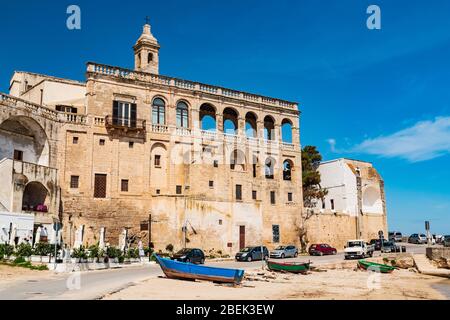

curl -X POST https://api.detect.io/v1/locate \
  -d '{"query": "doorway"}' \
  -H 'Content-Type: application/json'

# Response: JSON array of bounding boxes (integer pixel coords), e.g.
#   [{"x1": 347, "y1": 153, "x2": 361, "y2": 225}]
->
[{"x1": 239, "y1": 226, "x2": 246, "y2": 250}]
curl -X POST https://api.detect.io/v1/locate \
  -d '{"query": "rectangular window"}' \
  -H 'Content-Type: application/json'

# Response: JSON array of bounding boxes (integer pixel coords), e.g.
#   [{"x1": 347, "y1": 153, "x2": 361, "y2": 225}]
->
[
  {"x1": 209, "y1": 181, "x2": 214, "y2": 188},
  {"x1": 113, "y1": 101, "x2": 137, "y2": 127},
  {"x1": 94, "y1": 174, "x2": 107, "y2": 198},
  {"x1": 70, "y1": 176, "x2": 79, "y2": 189},
  {"x1": 13, "y1": 150, "x2": 23, "y2": 161},
  {"x1": 272, "y1": 225, "x2": 280, "y2": 243},
  {"x1": 129, "y1": 141, "x2": 134, "y2": 149},
  {"x1": 213, "y1": 160, "x2": 219, "y2": 168},
  {"x1": 252, "y1": 190, "x2": 257, "y2": 200},
  {"x1": 121, "y1": 179, "x2": 129, "y2": 192},
  {"x1": 99, "y1": 139, "x2": 105, "y2": 146},
  {"x1": 176, "y1": 185, "x2": 182, "y2": 195},
  {"x1": 270, "y1": 191, "x2": 276, "y2": 205},
  {"x1": 236, "y1": 185, "x2": 242, "y2": 200},
  {"x1": 322, "y1": 200, "x2": 326, "y2": 209},
  {"x1": 331, "y1": 199, "x2": 335, "y2": 210},
  {"x1": 156, "y1": 189, "x2": 161, "y2": 195},
  {"x1": 288, "y1": 193, "x2": 293, "y2": 202},
  {"x1": 73, "y1": 137, "x2": 79, "y2": 144},
  {"x1": 56, "y1": 105, "x2": 78, "y2": 113},
  {"x1": 154, "y1": 155, "x2": 161, "y2": 167}
]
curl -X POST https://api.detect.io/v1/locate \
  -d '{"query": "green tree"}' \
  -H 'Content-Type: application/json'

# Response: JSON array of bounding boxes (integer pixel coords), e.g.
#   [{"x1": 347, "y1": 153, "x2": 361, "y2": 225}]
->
[{"x1": 297, "y1": 146, "x2": 328, "y2": 252}]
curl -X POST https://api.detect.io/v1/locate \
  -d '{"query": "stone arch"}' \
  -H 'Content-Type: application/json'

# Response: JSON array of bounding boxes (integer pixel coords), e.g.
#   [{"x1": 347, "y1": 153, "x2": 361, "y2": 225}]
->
[
  {"x1": 264, "y1": 115, "x2": 275, "y2": 141},
  {"x1": 22, "y1": 181, "x2": 49, "y2": 212},
  {"x1": 281, "y1": 119, "x2": 293, "y2": 143},
  {"x1": 223, "y1": 107, "x2": 239, "y2": 134},
  {"x1": 230, "y1": 149, "x2": 246, "y2": 171},
  {"x1": 283, "y1": 159, "x2": 294, "y2": 181},
  {"x1": 362, "y1": 186, "x2": 383, "y2": 214},
  {"x1": 245, "y1": 112, "x2": 258, "y2": 138},
  {"x1": 0, "y1": 115, "x2": 50, "y2": 166},
  {"x1": 199, "y1": 103, "x2": 216, "y2": 131},
  {"x1": 265, "y1": 157, "x2": 276, "y2": 179},
  {"x1": 150, "y1": 142, "x2": 168, "y2": 189}
]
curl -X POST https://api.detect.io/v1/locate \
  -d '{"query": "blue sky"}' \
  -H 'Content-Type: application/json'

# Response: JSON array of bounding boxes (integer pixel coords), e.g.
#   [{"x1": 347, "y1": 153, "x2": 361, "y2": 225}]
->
[{"x1": 1, "y1": 0, "x2": 449, "y2": 235}]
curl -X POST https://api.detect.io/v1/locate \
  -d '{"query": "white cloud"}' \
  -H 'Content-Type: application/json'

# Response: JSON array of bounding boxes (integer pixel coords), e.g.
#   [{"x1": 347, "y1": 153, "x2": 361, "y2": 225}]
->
[
  {"x1": 327, "y1": 138, "x2": 337, "y2": 152},
  {"x1": 353, "y1": 117, "x2": 450, "y2": 162}
]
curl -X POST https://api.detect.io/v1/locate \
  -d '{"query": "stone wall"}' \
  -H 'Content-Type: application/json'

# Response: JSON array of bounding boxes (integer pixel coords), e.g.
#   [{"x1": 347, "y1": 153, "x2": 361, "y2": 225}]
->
[{"x1": 426, "y1": 247, "x2": 450, "y2": 260}]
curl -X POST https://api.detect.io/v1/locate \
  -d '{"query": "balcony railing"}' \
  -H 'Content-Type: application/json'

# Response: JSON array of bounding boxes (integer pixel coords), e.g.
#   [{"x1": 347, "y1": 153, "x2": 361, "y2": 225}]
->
[
  {"x1": 86, "y1": 62, "x2": 298, "y2": 111},
  {"x1": 105, "y1": 116, "x2": 146, "y2": 131}
]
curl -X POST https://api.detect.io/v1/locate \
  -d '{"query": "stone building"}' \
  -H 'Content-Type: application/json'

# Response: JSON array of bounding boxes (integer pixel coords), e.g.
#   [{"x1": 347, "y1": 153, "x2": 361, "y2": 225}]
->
[
  {"x1": 0, "y1": 23, "x2": 302, "y2": 253},
  {"x1": 308, "y1": 158, "x2": 388, "y2": 248}
]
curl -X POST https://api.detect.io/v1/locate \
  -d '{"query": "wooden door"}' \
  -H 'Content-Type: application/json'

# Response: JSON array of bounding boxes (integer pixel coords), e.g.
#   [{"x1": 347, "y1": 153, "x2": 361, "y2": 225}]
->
[{"x1": 239, "y1": 226, "x2": 245, "y2": 250}]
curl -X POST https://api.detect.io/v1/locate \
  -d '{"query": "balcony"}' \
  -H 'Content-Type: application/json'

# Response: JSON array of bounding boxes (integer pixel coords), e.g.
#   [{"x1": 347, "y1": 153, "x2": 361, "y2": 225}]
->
[{"x1": 105, "y1": 115, "x2": 146, "y2": 136}]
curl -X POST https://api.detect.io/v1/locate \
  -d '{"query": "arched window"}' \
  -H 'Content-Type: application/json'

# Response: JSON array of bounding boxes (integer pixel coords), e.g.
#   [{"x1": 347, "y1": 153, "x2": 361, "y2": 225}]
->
[
  {"x1": 265, "y1": 157, "x2": 275, "y2": 179},
  {"x1": 283, "y1": 160, "x2": 293, "y2": 181},
  {"x1": 199, "y1": 104, "x2": 216, "y2": 131},
  {"x1": 223, "y1": 108, "x2": 238, "y2": 134},
  {"x1": 152, "y1": 98, "x2": 166, "y2": 125},
  {"x1": 230, "y1": 150, "x2": 246, "y2": 171},
  {"x1": 264, "y1": 116, "x2": 275, "y2": 141},
  {"x1": 22, "y1": 182, "x2": 48, "y2": 212},
  {"x1": 245, "y1": 112, "x2": 257, "y2": 138},
  {"x1": 176, "y1": 101, "x2": 189, "y2": 128},
  {"x1": 148, "y1": 52, "x2": 153, "y2": 63},
  {"x1": 252, "y1": 155, "x2": 259, "y2": 178},
  {"x1": 281, "y1": 119, "x2": 293, "y2": 143}
]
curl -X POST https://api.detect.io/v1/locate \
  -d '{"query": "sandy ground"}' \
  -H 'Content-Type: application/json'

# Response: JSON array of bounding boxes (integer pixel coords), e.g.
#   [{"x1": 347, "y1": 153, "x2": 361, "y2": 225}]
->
[
  {"x1": 0, "y1": 264, "x2": 51, "y2": 285},
  {"x1": 102, "y1": 266, "x2": 447, "y2": 300}
]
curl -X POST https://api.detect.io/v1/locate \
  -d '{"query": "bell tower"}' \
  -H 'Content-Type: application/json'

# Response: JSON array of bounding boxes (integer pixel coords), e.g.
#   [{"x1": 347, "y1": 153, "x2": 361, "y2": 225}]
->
[{"x1": 133, "y1": 20, "x2": 160, "y2": 74}]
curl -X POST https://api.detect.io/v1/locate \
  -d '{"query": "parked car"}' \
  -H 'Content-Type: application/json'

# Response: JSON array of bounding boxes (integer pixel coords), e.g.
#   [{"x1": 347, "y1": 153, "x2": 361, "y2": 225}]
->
[
  {"x1": 171, "y1": 248, "x2": 205, "y2": 264},
  {"x1": 370, "y1": 239, "x2": 383, "y2": 251},
  {"x1": 344, "y1": 240, "x2": 374, "y2": 260},
  {"x1": 433, "y1": 234, "x2": 445, "y2": 244},
  {"x1": 381, "y1": 241, "x2": 406, "y2": 253},
  {"x1": 309, "y1": 244, "x2": 337, "y2": 256},
  {"x1": 270, "y1": 245, "x2": 298, "y2": 259},
  {"x1": 444, "y1": 235, "x2": 450, "y2": 247},
  {"x1": 408, "y1": 234, "x2": 427, "y2": 244},
  {"x1": 388, "y1": 231, "x2": 403, "y2": 242},
  {"x1": 235, "y1": 246, "x2": 269, "y2": 262}
]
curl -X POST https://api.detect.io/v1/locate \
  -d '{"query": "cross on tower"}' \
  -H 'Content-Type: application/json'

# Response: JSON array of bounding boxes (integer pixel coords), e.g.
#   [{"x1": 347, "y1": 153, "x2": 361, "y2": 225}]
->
[{"x1": 145, "y1": 16, "x2": 150, "y2": 25}]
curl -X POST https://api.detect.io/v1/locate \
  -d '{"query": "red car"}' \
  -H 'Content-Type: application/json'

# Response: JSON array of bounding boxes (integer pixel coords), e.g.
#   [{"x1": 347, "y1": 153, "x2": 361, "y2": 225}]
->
[{"x1": 309, "y1": 244, "x2": 337, "y2": 256}]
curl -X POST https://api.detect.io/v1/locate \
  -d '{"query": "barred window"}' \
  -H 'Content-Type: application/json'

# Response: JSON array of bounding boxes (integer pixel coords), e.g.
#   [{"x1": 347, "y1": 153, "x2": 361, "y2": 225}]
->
[
  {"x1": 94, "y1": 174, "x2": 107, "y2": 198},
  {"x1": 70, "y1": 176, "x2": 79, "y2": 189}
]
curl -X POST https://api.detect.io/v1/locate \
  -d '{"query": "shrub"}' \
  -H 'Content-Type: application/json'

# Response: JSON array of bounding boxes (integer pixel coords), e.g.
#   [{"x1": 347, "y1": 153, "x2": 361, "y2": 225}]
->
[
  {"x1": 126, "y1": 248, "x2": 139, "y2": 259},
  {"x1": 72, "y1": 246, "x2": 87, "y2": 261},
  {"x1": 106, "y1": 247, "x2": 123, "y2": 260},
  {"x1": 14, "y1": 256, "x2": 26, "y2": 264},
  {"x1": 88, "y1": 245, "x2": 99, "y2": 260},
  {"x1": 15, "y1": 243, "x2": 33, "y2": 257},
  {"x1": 0, "y1": 244, "x2": 14, "y2": 257},
  {"x1": 33, "y1": 243, "x2": 52, "y2": 256},
  {"x1": 165, "y1": 244, "x2": 174, "y2": 253},
  {"x1": 144, "y1": 247, "x2": 153, "y2": 257}
]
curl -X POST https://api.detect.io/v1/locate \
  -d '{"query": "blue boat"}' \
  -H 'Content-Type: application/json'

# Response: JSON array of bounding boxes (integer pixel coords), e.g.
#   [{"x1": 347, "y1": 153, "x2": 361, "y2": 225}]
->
[{"x1": 154, "y1": 254, "x2": 245, "y2": 284}]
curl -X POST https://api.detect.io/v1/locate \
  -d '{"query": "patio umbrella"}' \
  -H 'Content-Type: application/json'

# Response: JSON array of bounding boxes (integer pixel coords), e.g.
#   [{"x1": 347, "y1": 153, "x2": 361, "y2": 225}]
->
[
  {"x1": 34, "y1": 226, "x2": 42, "y2": 245},
  {"x1": 9, "y1": 225, "x2": 17, "y2": 246},
  {"x1": 99, "y1": 227, "x2": 105, "y2": 250}
]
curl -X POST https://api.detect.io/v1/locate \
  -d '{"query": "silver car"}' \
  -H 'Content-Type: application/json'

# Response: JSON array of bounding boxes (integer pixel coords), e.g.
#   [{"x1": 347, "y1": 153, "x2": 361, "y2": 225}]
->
[{"x1": 269, "y1": 245, "x2": 298, "y2": 259}]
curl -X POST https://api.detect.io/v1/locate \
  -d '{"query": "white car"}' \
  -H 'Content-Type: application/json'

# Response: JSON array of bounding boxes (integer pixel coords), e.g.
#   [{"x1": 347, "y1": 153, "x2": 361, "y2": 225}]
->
[{"x1": 344, "y1": 240, "x2": 375, "y2": 260}]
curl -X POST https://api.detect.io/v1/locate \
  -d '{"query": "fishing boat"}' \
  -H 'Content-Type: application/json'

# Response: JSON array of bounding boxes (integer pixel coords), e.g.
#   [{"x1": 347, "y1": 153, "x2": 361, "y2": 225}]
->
[
  {"x1": 154, "y1": 254, "x2": 245, "y2": 284},
  {"x1": 267, "y1": 260, "x2": 311, "y2": 274},
  {"x1": 357, "y1": 260, "x2": 397, "y2": 273}
]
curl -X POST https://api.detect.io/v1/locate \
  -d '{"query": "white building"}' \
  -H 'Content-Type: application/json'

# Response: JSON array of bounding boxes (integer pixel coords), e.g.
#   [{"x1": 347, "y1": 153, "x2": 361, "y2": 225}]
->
[{"x1": 307, "y1": 158, "x2": 387, "y2": 246}]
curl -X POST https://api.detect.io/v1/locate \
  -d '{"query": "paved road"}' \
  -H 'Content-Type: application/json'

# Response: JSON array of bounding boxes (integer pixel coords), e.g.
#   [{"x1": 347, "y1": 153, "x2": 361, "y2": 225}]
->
[{"x1": 0, "y1": 243, "x2": 428, "y2": 300}]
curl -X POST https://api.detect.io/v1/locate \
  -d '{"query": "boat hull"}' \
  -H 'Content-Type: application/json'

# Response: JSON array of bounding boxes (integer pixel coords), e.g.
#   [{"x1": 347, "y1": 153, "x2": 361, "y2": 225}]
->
[
  {"x1": 154, "y1": 254, "x2": 245, "y2": 284},
  {"x1": 357, "y1": 260, "x2": 396, "y2": 273},
  {"x1": 267, "y1": 260, "x2": 311, "y2": 274}
]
